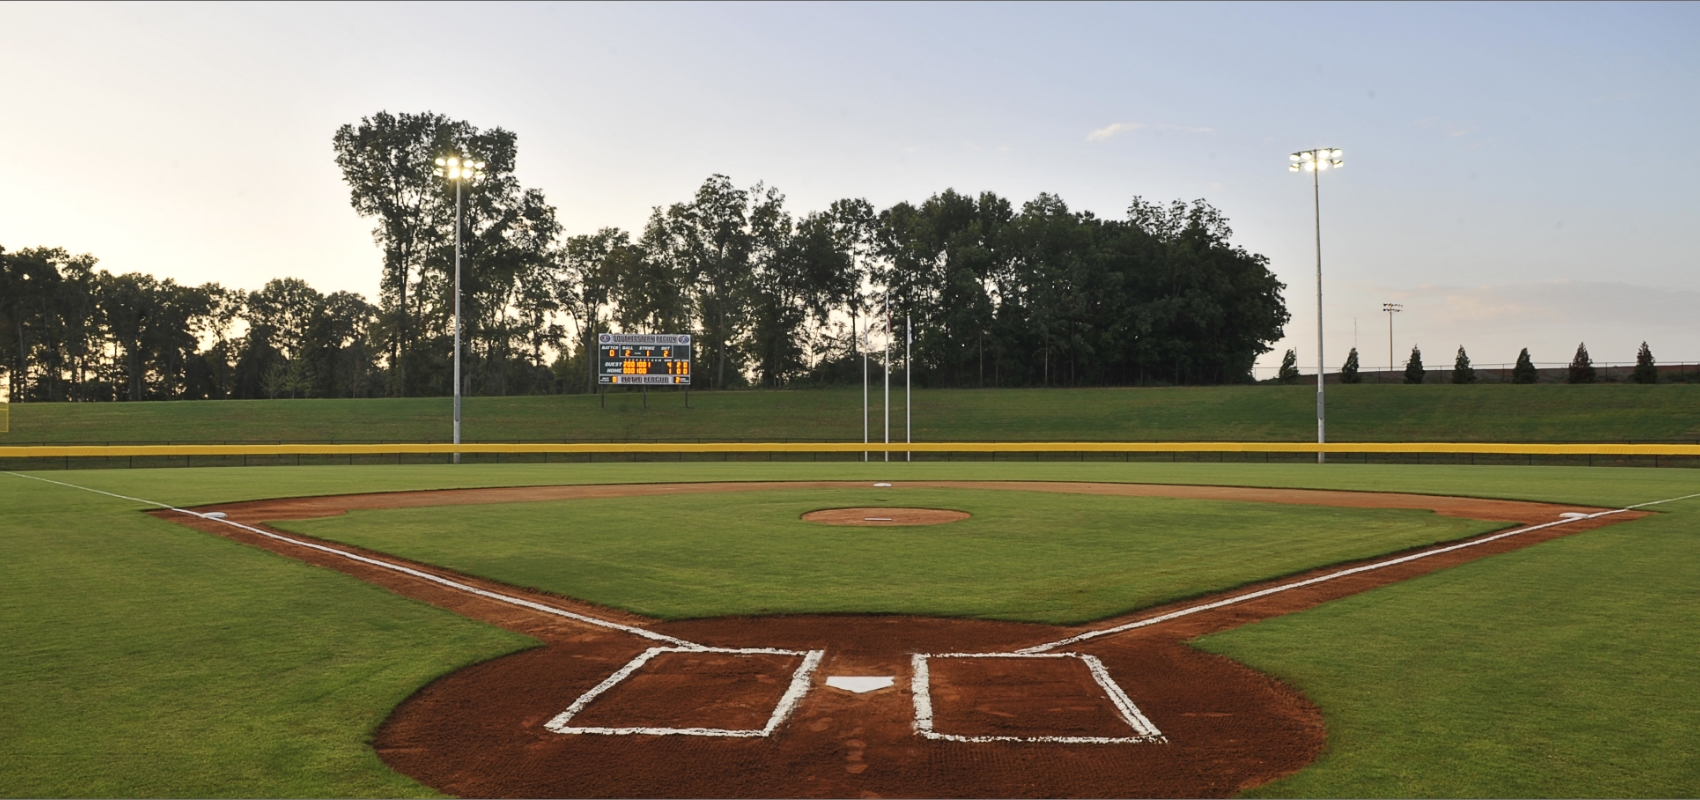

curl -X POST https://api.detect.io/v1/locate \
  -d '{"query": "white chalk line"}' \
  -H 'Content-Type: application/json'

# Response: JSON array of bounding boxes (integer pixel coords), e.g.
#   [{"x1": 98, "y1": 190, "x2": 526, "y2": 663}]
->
[
  {"x1": 7, "y1": 472, "x2": 703, "y2": 648},
  {"x1": 911, "y1": 652, "x2": 1165, "y2": 744},
  {"x1": 546, "y1": 647, "x2": 826, "y2": 737},
  {"x1": 1017, "y1": 490, "x2": 1700, "y2": 654}
]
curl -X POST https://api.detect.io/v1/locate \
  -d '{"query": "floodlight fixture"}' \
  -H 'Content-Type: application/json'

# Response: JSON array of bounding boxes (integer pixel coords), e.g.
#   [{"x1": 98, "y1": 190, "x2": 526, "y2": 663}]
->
[
  {"x1": 1289, "y1": 147, "x2": 1343, "y2": 173},
  {"x1": 434, "y1": 156, "x2": 485, "y2": 183}
]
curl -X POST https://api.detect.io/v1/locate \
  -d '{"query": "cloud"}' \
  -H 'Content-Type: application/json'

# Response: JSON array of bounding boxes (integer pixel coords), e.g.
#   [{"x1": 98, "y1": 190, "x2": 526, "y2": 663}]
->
[
  {"x1": 1416, "y1": 116, "x2": 1473, "y2": 139},
  {"x1": 1087, "y1": 122, "x2": 1213, "y2": 142}
]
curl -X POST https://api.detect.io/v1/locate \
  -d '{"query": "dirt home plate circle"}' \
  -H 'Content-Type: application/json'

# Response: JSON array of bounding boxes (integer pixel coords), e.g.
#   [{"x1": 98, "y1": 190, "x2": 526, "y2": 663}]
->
[{"x1": 801, "y1": 507, "x2": 971, "y2": 525}]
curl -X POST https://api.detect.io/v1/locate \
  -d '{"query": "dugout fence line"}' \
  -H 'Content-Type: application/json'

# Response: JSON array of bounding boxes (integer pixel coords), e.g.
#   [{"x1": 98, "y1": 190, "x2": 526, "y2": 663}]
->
[{"x1": 6, "y1": 441, "x2": 1700, "y2": 458}]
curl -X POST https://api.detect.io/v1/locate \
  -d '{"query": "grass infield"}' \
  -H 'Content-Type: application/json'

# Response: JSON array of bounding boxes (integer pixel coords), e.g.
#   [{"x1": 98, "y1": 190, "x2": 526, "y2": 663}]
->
[
  {"x1": 4, "y1": 462, "x2": 1697, "y2": 797},
  {"x1": 274, "y1": 489, "x2": 1499, "y2": 624}
]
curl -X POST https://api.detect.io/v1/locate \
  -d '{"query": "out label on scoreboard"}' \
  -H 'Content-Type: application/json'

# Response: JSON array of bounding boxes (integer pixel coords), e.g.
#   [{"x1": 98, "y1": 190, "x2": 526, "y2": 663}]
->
[{"x1": 598, "y1": 333, "x2": 692, "y2": 385}]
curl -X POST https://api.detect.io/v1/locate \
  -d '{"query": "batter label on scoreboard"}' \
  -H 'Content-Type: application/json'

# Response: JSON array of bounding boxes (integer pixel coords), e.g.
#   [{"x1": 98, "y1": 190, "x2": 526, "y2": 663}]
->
[{"x1": 598, "y1": 333, "x2": 692, "y2": 385}]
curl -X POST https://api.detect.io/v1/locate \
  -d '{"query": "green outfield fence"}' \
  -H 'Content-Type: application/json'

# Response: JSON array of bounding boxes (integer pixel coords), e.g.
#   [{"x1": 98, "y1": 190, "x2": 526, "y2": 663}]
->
[{"x1": 3, "y1": 440, "x2": 1700, "y2": 470}]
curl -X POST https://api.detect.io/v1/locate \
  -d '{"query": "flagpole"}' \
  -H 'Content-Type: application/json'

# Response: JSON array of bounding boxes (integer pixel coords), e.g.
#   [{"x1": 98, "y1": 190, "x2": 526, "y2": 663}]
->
[{"x1": 860, "y1": 313, "x2": 868, "y2": 462}]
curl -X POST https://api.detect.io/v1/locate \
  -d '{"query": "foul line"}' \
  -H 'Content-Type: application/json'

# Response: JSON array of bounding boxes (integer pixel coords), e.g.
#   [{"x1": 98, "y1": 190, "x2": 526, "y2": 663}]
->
[
  {"x1": 7, "y1": 472, "x2": 705, "y2": 650},
  {"x1": 1017, "y1": 491, "x2": 1700, "y2": 654}
]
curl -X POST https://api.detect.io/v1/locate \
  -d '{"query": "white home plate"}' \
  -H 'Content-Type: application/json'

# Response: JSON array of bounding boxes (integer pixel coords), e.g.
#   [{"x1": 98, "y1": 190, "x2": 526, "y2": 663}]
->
[{"x1": 826, "y1": 676, "x2": 895, "y2": 693}]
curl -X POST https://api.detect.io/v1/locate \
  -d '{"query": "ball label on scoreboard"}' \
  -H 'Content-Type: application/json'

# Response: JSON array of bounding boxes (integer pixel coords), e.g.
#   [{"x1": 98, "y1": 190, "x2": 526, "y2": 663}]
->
[{"x1": 599, "y1": 334, "x2": 692, "y2": 385}]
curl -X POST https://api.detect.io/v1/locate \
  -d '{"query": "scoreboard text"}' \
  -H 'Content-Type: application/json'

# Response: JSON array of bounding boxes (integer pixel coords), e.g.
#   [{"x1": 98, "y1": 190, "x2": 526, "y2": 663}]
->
[{"x1": 598, "y1": 333, "x2": 691, "y2": 385}]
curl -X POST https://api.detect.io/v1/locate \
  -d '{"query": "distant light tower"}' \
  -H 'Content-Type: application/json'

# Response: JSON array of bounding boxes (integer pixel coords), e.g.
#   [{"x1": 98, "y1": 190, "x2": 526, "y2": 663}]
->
[
  {"x1": 1290, "y1": 147, "x2": 1344, "y2": 464},
  {"x1": 1383, "y1": 303, "x2": 1403, "y2": 381},
  {"x1": 434, "y1": 154, "x2": 485, "y2": 464}
]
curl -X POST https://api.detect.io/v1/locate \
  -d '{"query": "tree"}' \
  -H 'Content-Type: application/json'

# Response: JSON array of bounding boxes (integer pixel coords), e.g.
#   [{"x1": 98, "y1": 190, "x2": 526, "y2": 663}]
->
[
  {"x1": 1451, "y1": 345, "x2": 1476, "y2": 384},
  {"x1": 1513, "y1": 348, "x2": 1538, "y2": 384},
  {"x1": 672, "y1": 175, "x2": 755, "y2": 390},
  {"x1": 333, "y1": 111, "x2": 461, "y2": 396},
  {"x1": 1340, "y1": 347, "x2": 1361, "y2": 384},
  {"x1": 1404, "y1": 344, "x2": 1425, "y2": 384},
  {"x1": 557, "y1": 229, "x2": 628, "y2": 393},
  {"x1": 1277, "y1": 348, "x2": 1299, "y2": 384},
  {"x1": 1632, "y1": 341, "x2": 1657, "y2": 384},
  {"x1": 1567, "y1": 342, "x2": 1595, "y2": 384}
]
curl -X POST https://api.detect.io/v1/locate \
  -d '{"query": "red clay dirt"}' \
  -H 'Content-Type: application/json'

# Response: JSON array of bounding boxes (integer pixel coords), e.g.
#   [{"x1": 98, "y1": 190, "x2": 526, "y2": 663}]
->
[{"x1": 152, "y1": 481, "x2": 1646, "y2": 798}]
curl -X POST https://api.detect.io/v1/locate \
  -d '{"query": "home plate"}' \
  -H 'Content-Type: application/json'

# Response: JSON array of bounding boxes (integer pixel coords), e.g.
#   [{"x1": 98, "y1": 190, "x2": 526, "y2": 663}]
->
[{"x1": 826, "y1": 676, "x2": 895, "y2": 693}]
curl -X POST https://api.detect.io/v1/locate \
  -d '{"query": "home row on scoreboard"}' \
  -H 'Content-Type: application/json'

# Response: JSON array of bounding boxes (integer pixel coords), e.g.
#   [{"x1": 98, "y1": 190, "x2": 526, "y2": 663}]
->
[{"x1": 598, "y1": 333, "x2": 692, "y2": 385}]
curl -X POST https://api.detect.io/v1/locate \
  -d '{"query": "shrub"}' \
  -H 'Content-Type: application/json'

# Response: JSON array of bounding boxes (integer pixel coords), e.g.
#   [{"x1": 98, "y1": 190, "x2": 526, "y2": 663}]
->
[
  {"x1": 1568, "y1": 342, "x2": 1596, "y2": 384},
  {"x1": 1513, "y1": 348, "x2": 1538, "y2": 384},
  {"x1": 1404, "y1": 345, "x2": 1425, "y2": 384},
  {"x1": 1277, "y1": 348, "x2": 1300, "y2": 384},
  {"x1": 1340, "y1": 347, "x2": 1362, "y2": 384},
  {"x1": 1452, "y1": 346, "x2": 1476, "y2": 384},
  {"x1": 1632, "y1": 341, "x2": 1658, "y2": 384}
]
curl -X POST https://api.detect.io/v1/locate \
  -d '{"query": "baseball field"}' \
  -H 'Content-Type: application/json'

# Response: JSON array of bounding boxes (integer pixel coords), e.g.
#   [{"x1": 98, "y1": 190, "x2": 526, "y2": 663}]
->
[{"x1": 3, "y1": 388, "x2": 1699, "y2": 797}]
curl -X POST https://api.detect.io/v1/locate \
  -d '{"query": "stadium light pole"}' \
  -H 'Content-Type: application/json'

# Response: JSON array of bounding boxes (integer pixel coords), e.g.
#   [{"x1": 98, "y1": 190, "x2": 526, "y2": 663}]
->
[
  {"x1": 1383, "y1": 303, "x2": 1402, "y2": 382},
  {"x1": 1290, "y1": 147, "x2": 1343, "y2": 464},
  {"x1": 434, "y1": 155, "x2": 485, "y2": 465}
]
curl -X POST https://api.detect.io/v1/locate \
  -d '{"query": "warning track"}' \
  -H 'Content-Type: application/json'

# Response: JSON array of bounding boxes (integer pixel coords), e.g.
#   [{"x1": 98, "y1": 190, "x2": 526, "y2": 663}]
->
[{"x1": 104, "y1": 479, "x2": 1655, "y2": 797}]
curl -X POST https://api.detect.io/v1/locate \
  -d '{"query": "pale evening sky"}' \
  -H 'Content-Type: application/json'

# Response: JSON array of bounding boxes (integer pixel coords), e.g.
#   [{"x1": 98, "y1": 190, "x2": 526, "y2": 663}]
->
[{"x1": 2, "y1": 1, "x2": 1696, "y2": 375}]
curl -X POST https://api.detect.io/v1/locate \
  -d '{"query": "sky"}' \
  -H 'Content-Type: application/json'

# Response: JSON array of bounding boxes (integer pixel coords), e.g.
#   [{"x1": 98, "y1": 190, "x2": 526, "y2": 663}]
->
[{"x1": 2, "y1": 1, "x2": 1696, "y2": 376}]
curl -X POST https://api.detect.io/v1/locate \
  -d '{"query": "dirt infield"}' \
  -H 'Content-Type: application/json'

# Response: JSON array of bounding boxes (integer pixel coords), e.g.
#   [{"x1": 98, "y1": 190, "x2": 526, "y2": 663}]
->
[
  {"x1": 801, "y1": 507, "x2": 972, "y2": 525},
  {"x1": 154, "y1": 481, "x2": 1643, "y2": 798}
]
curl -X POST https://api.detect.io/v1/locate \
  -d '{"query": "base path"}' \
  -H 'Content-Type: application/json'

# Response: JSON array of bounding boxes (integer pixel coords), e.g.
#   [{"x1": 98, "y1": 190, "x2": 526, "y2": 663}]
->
[{"x1": 156, "y1": 481, "x2": 1643, "y2": 798}]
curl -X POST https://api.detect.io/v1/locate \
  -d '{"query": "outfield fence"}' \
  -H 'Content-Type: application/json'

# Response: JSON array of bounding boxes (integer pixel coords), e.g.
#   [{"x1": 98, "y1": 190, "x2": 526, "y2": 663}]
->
[{"x1": 4, "y1": 440, "x2": 1700, "y2": 470}]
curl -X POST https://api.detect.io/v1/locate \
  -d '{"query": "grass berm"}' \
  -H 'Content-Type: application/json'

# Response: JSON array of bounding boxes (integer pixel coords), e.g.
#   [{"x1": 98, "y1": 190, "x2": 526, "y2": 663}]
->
[{"x1": 4, "y1": 384, "x2": 1700, "y2": 446}]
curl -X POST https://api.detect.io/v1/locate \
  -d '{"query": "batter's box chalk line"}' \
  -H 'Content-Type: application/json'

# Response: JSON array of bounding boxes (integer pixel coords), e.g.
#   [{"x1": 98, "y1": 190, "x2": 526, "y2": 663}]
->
[
  {"x1": 545, "y1": 646, "x2": 825, "y2": 738},
  {"x1": 911, "y1": 652, "x2": 1167, "y2": 744}
]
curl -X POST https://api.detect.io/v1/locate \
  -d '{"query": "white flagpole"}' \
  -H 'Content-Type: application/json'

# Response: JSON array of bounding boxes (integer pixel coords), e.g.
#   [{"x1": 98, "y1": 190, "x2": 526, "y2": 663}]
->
[
  {"x1": 884, "y1": 292, "x2": 891, "y2": 463},
  {"x1": 860, "y1": 314, "x2": 868, "y2": 462},
  {"x1": 905, "y1": 314, "x2": 911, "y2": 462}
]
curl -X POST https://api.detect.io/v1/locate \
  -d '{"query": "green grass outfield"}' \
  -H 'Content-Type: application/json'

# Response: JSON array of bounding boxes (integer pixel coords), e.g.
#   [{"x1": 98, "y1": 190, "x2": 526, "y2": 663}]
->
[
  {"x1": 3, "y1": 461, "x2": 1698, "y2": 797},
  {"x1": 275, "y1": 489, "x2": 1497, "y2": 624},
  {"x1": 1198, "y1": 494, "x2": 1700, "y2": 797},
  {"x1": 4, "y1": 383, "x2": 1700, "y2": 445}
]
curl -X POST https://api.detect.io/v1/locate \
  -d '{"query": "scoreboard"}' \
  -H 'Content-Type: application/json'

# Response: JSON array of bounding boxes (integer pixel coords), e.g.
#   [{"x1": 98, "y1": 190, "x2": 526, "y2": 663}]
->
[{"x1": 598, "y1": 333, "x2": 691, "y2": 385}]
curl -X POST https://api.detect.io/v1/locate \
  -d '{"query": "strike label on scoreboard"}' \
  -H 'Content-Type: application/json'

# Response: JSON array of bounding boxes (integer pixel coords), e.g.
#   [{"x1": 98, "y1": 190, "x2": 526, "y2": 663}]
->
[{"x1": 598, "y1": 333, "x2": 691, "y2": 385}]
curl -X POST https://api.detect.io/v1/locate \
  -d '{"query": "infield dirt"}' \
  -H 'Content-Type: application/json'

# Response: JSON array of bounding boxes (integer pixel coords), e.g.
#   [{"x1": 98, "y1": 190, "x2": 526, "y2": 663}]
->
[{"x1": 153, "y1": 481, "x2": 1640, "y2": 798}]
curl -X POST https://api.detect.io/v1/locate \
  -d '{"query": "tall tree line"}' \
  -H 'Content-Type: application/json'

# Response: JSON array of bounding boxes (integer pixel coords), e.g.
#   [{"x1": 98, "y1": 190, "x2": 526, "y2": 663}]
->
[
  {"x1": 0, "y1": 246, "x2": 382, "y2": 402},
  {"x1": 0, "y1": 110, "x2": 1290, "y2": 402}
]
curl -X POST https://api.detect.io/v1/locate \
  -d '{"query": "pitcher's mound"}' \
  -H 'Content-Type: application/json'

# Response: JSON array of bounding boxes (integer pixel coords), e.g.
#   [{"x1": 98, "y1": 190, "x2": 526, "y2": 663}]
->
[{"x1": 802, "y1": 507, "x2": 971, "y2": 526}]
